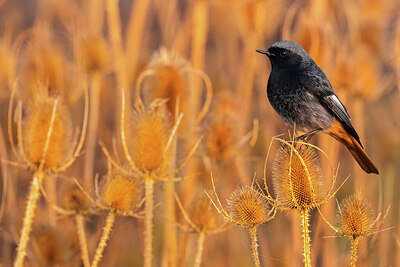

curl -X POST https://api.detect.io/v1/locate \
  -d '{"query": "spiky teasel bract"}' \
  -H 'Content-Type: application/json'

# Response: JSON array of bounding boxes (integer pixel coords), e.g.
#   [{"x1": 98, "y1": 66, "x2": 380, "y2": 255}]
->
[
  {"x1": 61, "y1": 184, "x2": 92, "y2": 215},
  {"x1": 318, "y1": 193, "x2": 389, "y2": 267},
  {"x1": 204, "y1": 116, "x2": 236, "y2": 161},
  {"x1": 18, "y1": 25, "x2": 70, "y2": 100},
  {"x1": 136, "y1": 47, "x2": 212, "y2": 127},
  {"x1": 227, "y1": 186, "x2": 273, "y2": 228},
  {"x1": 144, "y1": 48, "x2": 190, "y2": 117},
  {"x1": 264, "y1": 138, "x2": 345, "y2": 267},
  {"x1": 128, "y1": 100, "x2": 172, "y2": 176},
  {"x1": 206, "y1": 175, "x2": 276, "y2": 267},
  {"x1": 22, "y1": 92, "x2": 73, "y2": 171},
  {"x1": 99, "y1": 168, "x2": 144, "y2": 215},
  {"x1": 271, "y1": 141, "x2": 326, "y2": 211},
  {"x1": 175, "y1": 193, "x2": 226, "y2": 267},
  {"x1": 176, "y1": 193, "x2": 224, "y2": 234}
]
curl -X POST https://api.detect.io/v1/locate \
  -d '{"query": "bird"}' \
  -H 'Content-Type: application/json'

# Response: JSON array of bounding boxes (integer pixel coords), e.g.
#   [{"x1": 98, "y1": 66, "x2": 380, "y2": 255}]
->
[{"x1": 256, "y1": 40, "x2": 379, "y2": 174}]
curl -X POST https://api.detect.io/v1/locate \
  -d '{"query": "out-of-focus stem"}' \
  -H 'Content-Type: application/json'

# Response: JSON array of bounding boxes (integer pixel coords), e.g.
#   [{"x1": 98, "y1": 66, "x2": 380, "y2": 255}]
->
[
  {"x1": 75, "y1": 214, "x2": 90, "y2": 267},
  {"x1": 301, "y1": 209, "x2": 311, "y2": 267},
  {"x1": 83, "y1": 72, "x2": 101, "y2": 188},
  {"x1": 126, "y1": 0, "x2": 151, "y2": 82},
  {"x1": 144, "y1": 178, "x2": 155, "y2": 267},
  {"x1": 194, "y1": 231, "x2": 205, "y2": 267},
  {"x1": 190, "y1": 0, "x2": 208, "y2": 121},
  {"x1": 351, "y1": 238, "x2": 359, "y2": 267},
  {"x1": 14, "y1": 171, "x2": 44, "y2": 267},
  {"x1": 248, "y1": 226, "x2": 260, "y2": 267},
  {"x1": 92, "y1": 211, "x2": 115, "y2": 267}
]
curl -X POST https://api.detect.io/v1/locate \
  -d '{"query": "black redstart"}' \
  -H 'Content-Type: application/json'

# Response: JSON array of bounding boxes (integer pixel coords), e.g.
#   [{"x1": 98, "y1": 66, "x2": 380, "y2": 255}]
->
[{"x1": 256, "y1": 40, "x2": 378, "y2": 174}]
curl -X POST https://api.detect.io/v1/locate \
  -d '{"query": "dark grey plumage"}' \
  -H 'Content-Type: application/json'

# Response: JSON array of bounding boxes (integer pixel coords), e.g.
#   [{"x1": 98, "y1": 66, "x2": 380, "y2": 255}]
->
[
  {"x1": 257, "y1": 40, "x2": 361, "y2": 146},
  {"x1": 257, "y1": 40, "x2": 379, "y2": 174}
]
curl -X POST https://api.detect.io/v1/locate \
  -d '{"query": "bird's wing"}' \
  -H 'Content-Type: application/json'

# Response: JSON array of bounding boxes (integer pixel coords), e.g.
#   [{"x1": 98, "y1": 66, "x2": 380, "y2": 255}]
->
[{"x1": 302, "y1": 70, "x2": 363, "y2": 147}]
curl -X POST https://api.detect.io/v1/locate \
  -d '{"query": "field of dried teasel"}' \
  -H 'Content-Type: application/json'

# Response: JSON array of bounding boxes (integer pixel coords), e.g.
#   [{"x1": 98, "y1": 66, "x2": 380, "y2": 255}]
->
[{"x1": 0, "y1": 0, "x2": 399, "y2": 266}]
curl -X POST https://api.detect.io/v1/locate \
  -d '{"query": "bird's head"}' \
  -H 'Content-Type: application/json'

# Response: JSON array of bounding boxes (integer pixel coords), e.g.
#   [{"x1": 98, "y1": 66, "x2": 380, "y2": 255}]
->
[{"x1": 257, "y1": 40, "x2": 312, "y2": 70}]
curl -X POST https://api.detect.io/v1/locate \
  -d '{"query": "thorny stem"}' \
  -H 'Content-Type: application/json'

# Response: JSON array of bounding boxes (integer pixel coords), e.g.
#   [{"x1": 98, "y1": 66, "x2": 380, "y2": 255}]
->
[
  {"x1": 92, "y1": 211, "x2": 115, "y2": 267},
  {"x1": 351, "y1": 238, "x2": 359, "y2": 267},
  {"x1": 249, "y1": 226, "x2": 261, "y2": 267},
  {"x1": 144, "y1": 178, "x2": 154, "y2": 267},
  {"x1": 301, "y1": 209, "x2": 311, "y2": 267},
  {"x1": 75, "y1": 214, "x2": 90, "y2": 267},
  {"x1": 194, "y1": 231, "x2": 205, "y2": 267},
  {"x1": 14, "y1": 171, "x2": 44, "y2": 267}
]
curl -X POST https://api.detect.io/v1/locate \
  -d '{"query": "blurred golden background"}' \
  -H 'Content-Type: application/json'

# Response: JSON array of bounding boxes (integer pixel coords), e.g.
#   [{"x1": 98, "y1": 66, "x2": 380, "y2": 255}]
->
[{"x1": 0, "y1": 0, "x2": 399, "y2": 266}]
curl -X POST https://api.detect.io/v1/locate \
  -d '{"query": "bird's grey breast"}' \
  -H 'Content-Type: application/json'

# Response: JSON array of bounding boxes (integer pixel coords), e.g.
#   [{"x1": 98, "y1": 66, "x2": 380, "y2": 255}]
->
[{"x1": 267, "y1": 69, "x2": 334, "y2": 132}]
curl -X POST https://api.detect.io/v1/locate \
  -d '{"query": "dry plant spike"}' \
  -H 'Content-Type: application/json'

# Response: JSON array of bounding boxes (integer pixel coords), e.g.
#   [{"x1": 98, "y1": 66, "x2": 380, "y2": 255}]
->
[
  {"x1": 91, "y1": 211, "x2": 115, "y2": 267},
  {"x1": 317, "y1": 193, "x2": 390, "y2": 267},
  {"x1": 206, "y1": 172, "x2": 275, "y2": 267}
]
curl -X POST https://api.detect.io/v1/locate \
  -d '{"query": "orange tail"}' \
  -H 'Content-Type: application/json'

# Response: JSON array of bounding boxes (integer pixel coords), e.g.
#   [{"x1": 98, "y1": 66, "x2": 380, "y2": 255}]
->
[{"x1": 327, "y1": 121, "x2": 379, "y2": 174}]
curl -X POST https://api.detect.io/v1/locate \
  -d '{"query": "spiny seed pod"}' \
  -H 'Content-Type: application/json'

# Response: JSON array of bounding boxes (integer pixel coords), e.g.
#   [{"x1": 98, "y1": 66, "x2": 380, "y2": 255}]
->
[
  {"x1": 204, "y1": 117, "x2": 236, "y2": 160},
  {"x1": 23, "y1": 94, "x2": 73, "y2": 170},
  {"x1": 62, "y1": 185, "x2": 91, "y2": 214},
  {"x1": 227, "y1": 186, "x2": 271, "y2": 228},
  {"x1": 129, "y1": 102, "x2": 172, "y2": 173},
  {"x1": 21, "y1": 45, "x2": 67, "y2": 98},
  {"x1": 337, "y1": 194, "x2": 376, "y2": 238},
  {"x1": 79, "y1": 35, "x2": 109, "y2": 73},
  {"x1": 272, "y1": 142, "x2": 326, "y2": 210},
  {"x1": 191, "y1": 197, "x2": 218, "y2": 232},
  {"x1": 100, "y1": 169, "x2": 143, "y2": 213},
  {"x1": 146, "y1": 48, "x2": 189, "y2": 117}
]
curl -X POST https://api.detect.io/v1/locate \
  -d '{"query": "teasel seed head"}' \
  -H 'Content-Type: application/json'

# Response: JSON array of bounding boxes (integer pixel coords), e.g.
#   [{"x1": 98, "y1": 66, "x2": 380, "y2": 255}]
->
[
  {"x1": 337, "y1": 193, "x2": 376, "y2": 239},
  {"x1": 129, "y1": 101, "x2": 172, "y2": 173},
  {"x1": 23, "y1": 93, "x2": 73, "y2": 171},
  {"x1": 191, "y1": 196, "x2": 219, "y2": 232},
  {"x1": 100, "y1": 168, "x2": 143, "y2": 214},
  {"x1": 145, "y1": 48, "x2": 190, "y2": 119},
  {"x1": 204, "y1": 116, "x2": 236, "y2": 160},
  {"x1": 227, "y1": 186, "x2": 272, "y2": 228},
  {"x1": 62, "y1": 184, "x2": 91, "y2": 214},
  {"x1": 272, "y1": 142, "x2": 326, "y2": 211}
]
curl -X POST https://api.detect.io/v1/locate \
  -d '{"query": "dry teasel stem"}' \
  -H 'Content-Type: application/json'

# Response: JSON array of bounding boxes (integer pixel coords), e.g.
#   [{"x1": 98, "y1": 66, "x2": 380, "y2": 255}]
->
[
  {"x1": 40, "y1": 181, "x2": 92, "y2": 267},
  {"x1": 206, "y1": 173, "x2": 276, "y2": 267},
  {"x1": 9, "y1": 84, "x2": 88, "y2": 267},
  {"x1": 262, "y1": 137, "x2": 348, "y2": 267},
  {"x1": 175, "y1": 193, "x2": 227, "y2": 267},
  {"x1": 318, "y1": 193, "x2": 390, "y2": 267},
  {"x1": 120, "y1": 88, "x2": 201, "y2": 267},
  {"x1": 90, "y1": 167, "x2": 144, "y2": 267}
]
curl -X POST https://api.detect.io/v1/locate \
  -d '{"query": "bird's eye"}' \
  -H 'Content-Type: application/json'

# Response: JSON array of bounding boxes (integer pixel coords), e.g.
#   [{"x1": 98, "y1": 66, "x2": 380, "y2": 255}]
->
[{"x1": 280, "y1": 51, "x2": 288, "y2": 57}]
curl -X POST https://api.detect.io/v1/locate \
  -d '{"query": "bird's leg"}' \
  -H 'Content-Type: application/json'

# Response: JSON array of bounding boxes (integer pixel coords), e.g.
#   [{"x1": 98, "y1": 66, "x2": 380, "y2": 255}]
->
[{"x1": 295, "y1": 128, "x2": 322, "y2": 142}]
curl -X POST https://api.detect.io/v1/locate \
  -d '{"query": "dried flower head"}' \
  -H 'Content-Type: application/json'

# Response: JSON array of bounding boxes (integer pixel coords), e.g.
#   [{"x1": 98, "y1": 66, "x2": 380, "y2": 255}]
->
[
  {"x1": 145, "y1": 48, "x2": 190, "y2": 117},
  {"x1": 272, "y1": 142, "x2": 326, "y2": 210},
  {"x1": 129, "y1": 101, "x2": 172, "y2": 174},
  {"x1": 190, "y1": 197, "x2": 219, "y2": 232},
  {"x1": 204, "y1": 117, "x2": 236, "y2": 160},
  {"x1": 79, "y1": 35, "x2": 109, "y2": 73},
  {"x1": 227, "y1": 186, "x2": 272, "y2": 228},
  {"x1": 100, "y1": 168, "x2": 143, "y2": 214},
  {"x1": 62, "y1": 185, "x2": 91, "y2": 214},
  {"x1": 337, "y1": 193, "x2": 376, "y2": 239},
  {"x1": 23, "y1": 93, "x2": 73, "y2": 171}
]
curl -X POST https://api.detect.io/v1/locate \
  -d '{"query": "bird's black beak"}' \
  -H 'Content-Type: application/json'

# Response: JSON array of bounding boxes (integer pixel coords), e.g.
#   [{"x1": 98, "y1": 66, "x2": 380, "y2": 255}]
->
[{"x1": 256, "y1": 49, "x2": 273, "y2": 57}]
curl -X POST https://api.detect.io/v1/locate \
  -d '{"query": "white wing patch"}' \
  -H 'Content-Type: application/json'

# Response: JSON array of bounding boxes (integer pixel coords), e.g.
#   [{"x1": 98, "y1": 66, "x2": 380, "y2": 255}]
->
[{"x1": 326, "y1": 94, "x2": 351, "y2": 121}]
